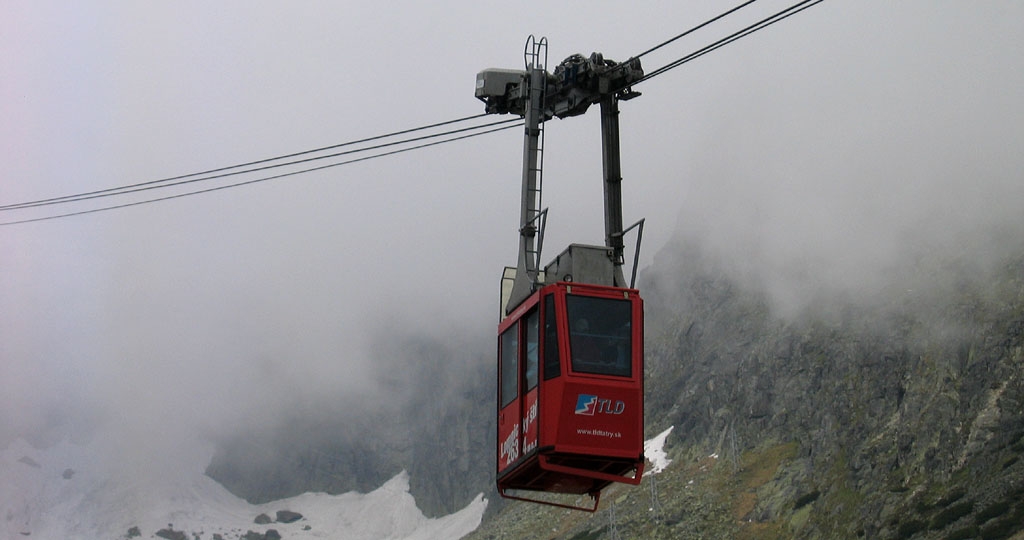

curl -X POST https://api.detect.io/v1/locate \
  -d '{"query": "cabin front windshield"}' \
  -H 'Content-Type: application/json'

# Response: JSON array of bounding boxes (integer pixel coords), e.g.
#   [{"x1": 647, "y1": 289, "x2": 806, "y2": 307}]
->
[{"x1": 566, "y1": 295, "x2": 632, "y2": 377}]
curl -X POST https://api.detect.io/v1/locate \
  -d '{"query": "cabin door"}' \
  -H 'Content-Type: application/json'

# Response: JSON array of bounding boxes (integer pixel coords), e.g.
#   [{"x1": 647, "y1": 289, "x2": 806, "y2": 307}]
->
[
  {"x1": 498, "y1": 322, "x2": 521, "y2": 472},
  {"x1": 498, "y1": 308, "x2": 540, "y2": 473}
]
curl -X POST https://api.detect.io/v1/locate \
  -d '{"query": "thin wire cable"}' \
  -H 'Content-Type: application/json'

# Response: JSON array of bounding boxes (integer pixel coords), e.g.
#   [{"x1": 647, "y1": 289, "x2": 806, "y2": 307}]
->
[
  {"x1": 634, "y1": 0, "x2": 760, "y2": 60},
  {"x1": 2, "y1": 0, "x2": 829, "y2": 223},
  {"x1": 2, "y1": 117, "x2": 519, "y2": 212},
  {"x1": 0, "y1": 113, "x2": 490, "y2": 211},
  {"x1": 636, "y1": 0, "x2": 826, "y2": 86},
  {"x1": 0, "y1": 122, "x2": 522, "y2": 227}
]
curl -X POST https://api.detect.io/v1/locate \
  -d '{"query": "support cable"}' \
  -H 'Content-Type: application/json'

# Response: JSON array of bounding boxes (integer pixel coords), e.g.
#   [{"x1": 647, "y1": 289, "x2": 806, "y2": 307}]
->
[
  {"x1": 0, "y1": 113, "x2": 491, "y2": 211},
  {"x1": 633, "y1": 0, "x2": 761, "y2": 60},
  {"x1": 2, "y1": 0, "x2": 830, "y2": 226},
  {"x1": 0, "y1": 122, "x2": 522, "y2": 227},
  {"x1": 1, "y1": 118, "x2": 518, "y2": 212},
  {"x1": 636, "y1": 0, "x2": 826, "y2": 86}
]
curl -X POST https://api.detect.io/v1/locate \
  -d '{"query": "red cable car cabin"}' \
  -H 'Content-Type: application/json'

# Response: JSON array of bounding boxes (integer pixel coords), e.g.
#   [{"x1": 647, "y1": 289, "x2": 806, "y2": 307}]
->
[
  {"x1": 480, "y1": 42, "x2": 648, "y2": 510},
  {"x1": 496, "y1": 280, "x2": 644, "y2": 511}
]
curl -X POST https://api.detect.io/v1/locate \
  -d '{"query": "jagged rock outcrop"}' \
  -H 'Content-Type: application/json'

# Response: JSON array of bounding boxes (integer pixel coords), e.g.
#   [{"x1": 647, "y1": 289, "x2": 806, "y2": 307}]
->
[
  {"x1": 468, "y1": 236, "x2": 1024, "y2": 539},
  {"x1": 154, "y1": 528, "x2": 186, "y2": 540},
  {"x1": 241, "y1": 530, "x2": 280, "y2": 540},
  {"x1": 275, "y1": 510, "x2": 302, "y2": 523},
  {"x1": 209, "y1": 230, "x2": 1024, "y2": 538},
  {"x1": 639, "y1": 239, "x2": 1024, "y2": 538},
  {"x1": 205, "y1": 333, "x2": 494, "y2": 518},
  {"x1": 17, "y1": 456, "x2": 41, "y2": 469}
]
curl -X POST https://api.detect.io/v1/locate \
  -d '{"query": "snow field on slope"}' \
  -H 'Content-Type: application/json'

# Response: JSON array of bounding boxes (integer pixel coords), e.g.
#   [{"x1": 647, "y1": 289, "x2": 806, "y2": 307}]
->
[{"x1": 1, "y1": 435, "x2": 485, "y2": 540}]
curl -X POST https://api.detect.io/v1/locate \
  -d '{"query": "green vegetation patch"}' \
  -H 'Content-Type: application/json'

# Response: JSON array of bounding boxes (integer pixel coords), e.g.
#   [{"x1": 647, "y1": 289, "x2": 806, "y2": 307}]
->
[
  {"x1": 930, "y1": 501, "x2": 975, "y2": 530},
  {"x1": 945, "y1": 525, "x2": 980, "y2": 540},
  {"x1": 979, "y1": 516, "x2": 1022, "y2": 540},
  {"x1": 897, "y1": 519, "x2": 928, "y2": 539},
  {"x1": 737, "y1": 441, "x2": 799, "y2": 490},
  {"x1": 566, "y1": 526, "x2": 606, "y2": 540},
  {"x1": 914, "y1": 484, "x2": 967, "y2": 514},
  {"x1": 793, "y1": 490, "x2": 820, "y2": 510},
  {"x1": 975, "y1": 501, "x2": 1011, "y2": 525},
  {"x1": 935, "y1": 488, "x2": 968, "y2": 508},
  {"x1": 999, "y1": 501, "x2": 1024, "y2": 534},
  {"x1": 789, "y1": 505, "x2": 812, "y2": 531},
  {"x1": 736, "y1": 521, "x2": 788, "y2": 540}
]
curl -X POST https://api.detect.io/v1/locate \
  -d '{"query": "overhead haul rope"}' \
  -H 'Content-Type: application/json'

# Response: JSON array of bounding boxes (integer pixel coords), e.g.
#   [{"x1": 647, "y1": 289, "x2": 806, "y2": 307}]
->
[
  {"x1": 0, "y1": 113, "x2": 491, "y2": 212},
  {"x1": 1, "y1": 117, "x2": 519, "y2": 213},
  {"x1": 633, "y1": 0, "x2": 761, "y2": 60},
  {"x1": 0, "y1": 122, "x2": 522, "y2": 226},
  {"x1": 635, "y1": 0, "x2": 827, "y2": 86},
  {"x1": 2, "y1": 0, "x2": 830, "y2": 226}
]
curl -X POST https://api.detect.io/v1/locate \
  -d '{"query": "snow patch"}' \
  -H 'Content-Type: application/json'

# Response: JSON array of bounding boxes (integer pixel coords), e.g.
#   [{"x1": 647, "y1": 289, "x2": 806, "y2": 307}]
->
[
  {"x1": 643, "y1": 426, "x2": 674, "y2": 475},
  {"x1": 1, "y1": 435, "x2": 485, "y2": 540}
]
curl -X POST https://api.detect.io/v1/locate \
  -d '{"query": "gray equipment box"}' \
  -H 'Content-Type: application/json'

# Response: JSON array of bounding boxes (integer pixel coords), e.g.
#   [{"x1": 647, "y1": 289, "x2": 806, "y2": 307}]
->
[{"x1": 544, "y1": 244, "x2": 617, "y2": 287}]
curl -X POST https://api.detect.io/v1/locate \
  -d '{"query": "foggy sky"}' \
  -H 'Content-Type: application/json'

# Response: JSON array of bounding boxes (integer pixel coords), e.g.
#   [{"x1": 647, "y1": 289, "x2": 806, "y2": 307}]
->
[{"x1": 2, "y1": 0, "x2": 1023, "y2": 463}]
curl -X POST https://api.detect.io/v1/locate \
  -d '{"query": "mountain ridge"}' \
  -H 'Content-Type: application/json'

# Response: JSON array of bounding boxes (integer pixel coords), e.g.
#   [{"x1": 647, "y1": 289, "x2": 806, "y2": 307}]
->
[{"x1": 466, "y1": 234, "x2": 1024, "y2": 539}]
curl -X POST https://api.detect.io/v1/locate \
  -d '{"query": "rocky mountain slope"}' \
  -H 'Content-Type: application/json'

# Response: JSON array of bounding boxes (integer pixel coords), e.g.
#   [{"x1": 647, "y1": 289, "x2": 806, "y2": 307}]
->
[
  {"x1": 205, "y1": 331, "x2": 496, "y2": 519},
  {"x1": 205, "y1": 230, "x2": 1024, "y2": 539},
  {"x1": 467, "y1": 235, "x2": 1024, "y2": 539}
]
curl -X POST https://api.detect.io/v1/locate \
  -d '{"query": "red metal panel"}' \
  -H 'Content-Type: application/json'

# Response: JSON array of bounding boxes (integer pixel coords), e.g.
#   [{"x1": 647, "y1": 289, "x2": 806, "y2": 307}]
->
[
  {"x1": 521, "y1": 388, "x2": 539, "y2": 455},
  {"x1": 538, "y1": 375, "x2": 563, "y2": 449},
  {"x1": 554, "y1": 281, "x2": 644, "y2": 460},
  {"x1": 497, "y1": 401, "x2": 520, "y2": 473},
  {"x1": 497, "y1": 291, "x2": 541, "y2": 477},
  {"x1": 497, "y1": 282, "x2": 644, "y2": 500},
  {"x1": 555, "y1": 381, "x2": 642, "y2": 457}
]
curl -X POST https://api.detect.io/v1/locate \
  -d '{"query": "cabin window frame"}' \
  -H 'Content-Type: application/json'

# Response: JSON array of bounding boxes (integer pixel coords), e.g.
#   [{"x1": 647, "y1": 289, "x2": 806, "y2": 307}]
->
[
  {"x1": 524, "y1": 309, "x2": 539, "y2": 391},
  {"x1": 542, "y1": 294, "x2": 561, "y2": 380},
  {"x1": 499, "y1": 325, "x2": 519, "y2": 408},
  {"x1": 565, "y1": 294, "x2": 633, "y2": 378}
]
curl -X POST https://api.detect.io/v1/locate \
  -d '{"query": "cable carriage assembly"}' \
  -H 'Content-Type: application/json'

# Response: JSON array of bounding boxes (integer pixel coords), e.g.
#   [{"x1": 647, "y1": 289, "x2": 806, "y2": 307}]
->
[{"x1": 477, "y1": 36, "x2": 647, "y2": 512}]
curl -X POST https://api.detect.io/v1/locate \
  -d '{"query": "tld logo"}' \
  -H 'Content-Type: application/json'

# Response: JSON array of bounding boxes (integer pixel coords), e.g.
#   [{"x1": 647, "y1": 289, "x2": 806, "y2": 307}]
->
[{"x1": 575, "y1": 394, "x2": 625, "y2": 415}]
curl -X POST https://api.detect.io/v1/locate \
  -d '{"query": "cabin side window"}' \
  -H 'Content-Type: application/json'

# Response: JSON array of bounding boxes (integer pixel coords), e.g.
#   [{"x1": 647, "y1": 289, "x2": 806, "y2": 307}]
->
[
  {"x1": 543, "y1": 295, "x2": 561, "y2": 380},
  {"x1": 566, "y1": 295, "x2": 632, "y2": 377},
  {"x1": 525, "y1": 310, "x2": 539, "y2": 390},
  {"x1": 500, "y1": 325, "x2": 519, "y2": 407}
]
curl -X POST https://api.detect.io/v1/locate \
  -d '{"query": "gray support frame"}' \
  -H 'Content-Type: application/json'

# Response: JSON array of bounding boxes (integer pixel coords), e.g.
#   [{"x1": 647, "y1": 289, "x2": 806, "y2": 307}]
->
[
  {"x1": 600, "y1": 95, "x2": 627, "y2": 288},
  {"x1": 478, "y1": 40, "x2": 645, "y2": 315},
  {"x1": 506, "y1": 38, "x2": 549, "y2": 315}
]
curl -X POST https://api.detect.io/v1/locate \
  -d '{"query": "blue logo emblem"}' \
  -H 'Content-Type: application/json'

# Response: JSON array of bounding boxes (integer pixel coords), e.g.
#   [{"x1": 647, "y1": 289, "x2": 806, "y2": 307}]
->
[
  {"x1": 574, "y1": 394, "x2": 626, "y2": 416},
  {"x1": 575, "y1": 394, "x2": 598, "y2": 416}
]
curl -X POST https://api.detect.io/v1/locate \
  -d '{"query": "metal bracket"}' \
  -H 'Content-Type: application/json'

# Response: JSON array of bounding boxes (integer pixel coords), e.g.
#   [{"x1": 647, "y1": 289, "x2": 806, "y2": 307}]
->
[
  {"x1": 611, "y1": 217, "x2": 645, "y2": 289},
  {"x1": 528, "y1": 207, "x2": 548, "y2": 282},
  {"x1": 498, "y1": 455, "x2": 645, "y2": 512},
  {"x1": 499, "y1": 488, "x2": 602, "y2": 513},
  {"x1": 539, "y1": 454, "x2": 644, "y2": 487}
]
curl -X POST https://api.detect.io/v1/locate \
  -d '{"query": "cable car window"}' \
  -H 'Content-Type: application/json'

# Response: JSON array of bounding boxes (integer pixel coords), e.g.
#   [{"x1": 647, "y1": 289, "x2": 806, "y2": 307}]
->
[
  {"x1": 543, "y1": 295, "x2": 561, "y2": 380},
  {"x1": 525, "y1": 310, "x2": 539, "y2": 390},
  {"x1": 500, "y1": 326, "x2": 518, "y2": 407},
  {"x1": 566, "y1": 295, "x2": 632, "y2": 377}
]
